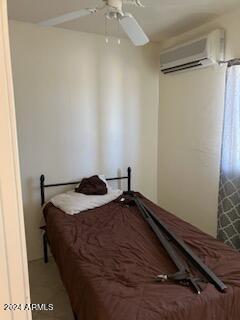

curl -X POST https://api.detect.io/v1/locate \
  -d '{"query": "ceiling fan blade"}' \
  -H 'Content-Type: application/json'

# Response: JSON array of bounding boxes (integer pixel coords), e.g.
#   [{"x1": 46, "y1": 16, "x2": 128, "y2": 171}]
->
[
  {"x1": 119, "y1": 14, "x2": 149, "y2": 46},
  {"x1": 39, "y1": 8, "x2": 97, "y2": 27}
]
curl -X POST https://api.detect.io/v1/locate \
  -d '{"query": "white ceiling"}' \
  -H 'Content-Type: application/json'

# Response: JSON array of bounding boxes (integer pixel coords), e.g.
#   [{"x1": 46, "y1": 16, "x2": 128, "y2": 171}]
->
[{"x1": 7, "y1": 0, "x2": 240, "y2": 42}]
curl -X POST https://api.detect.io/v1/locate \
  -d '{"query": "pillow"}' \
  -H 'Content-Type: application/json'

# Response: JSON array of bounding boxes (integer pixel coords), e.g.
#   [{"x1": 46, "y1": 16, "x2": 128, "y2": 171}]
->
[
  {"x1": 75, "y1": 175, "x2": 107, "y2": 195},
  {"x1": 99, "y1": 174, "x2": 112, "y2": 191}
]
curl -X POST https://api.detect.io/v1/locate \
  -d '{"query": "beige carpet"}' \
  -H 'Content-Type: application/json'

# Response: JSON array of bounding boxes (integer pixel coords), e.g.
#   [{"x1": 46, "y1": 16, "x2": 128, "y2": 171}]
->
[{"x1": 28, "y1": 258, "x2": 73, "y2": 320}]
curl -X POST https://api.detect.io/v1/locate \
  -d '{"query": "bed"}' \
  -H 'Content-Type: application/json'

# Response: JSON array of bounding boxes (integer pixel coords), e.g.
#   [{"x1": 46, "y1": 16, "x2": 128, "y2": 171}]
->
[{"x1": 41, "y1": 168, "x2": 240, "y2": 320}]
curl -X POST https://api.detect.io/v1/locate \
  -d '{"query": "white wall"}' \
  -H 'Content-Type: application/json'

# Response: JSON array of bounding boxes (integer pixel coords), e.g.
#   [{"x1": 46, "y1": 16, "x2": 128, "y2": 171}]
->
[
  {"x1": 9, "y1": 21, "x2": 160, "y2": 261},
  {"x1": 158, "y1": 9, "x2": 240, "y2": 236}
]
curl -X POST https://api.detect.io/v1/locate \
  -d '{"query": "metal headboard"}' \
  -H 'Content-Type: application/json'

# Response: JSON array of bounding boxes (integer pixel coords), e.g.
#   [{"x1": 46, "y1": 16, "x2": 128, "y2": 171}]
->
[{"x1": 40, "y1": 167, "x2": 131, "y2": 206}]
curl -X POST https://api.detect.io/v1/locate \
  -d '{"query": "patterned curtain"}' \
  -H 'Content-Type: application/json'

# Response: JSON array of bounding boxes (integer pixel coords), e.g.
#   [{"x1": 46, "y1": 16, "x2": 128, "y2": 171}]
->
[{"x1": 218, "y1": 64, "x2": 240, "y2": 250}]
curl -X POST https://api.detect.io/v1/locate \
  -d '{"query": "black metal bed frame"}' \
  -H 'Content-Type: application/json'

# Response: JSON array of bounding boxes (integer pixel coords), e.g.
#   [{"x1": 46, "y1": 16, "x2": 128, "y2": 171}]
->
[
  {"x1": 40, "y1": 167, "x2": 132, "y2": 261},
  {"x1": 131, "y1": 193, "x2": 227, "y2": 294}
]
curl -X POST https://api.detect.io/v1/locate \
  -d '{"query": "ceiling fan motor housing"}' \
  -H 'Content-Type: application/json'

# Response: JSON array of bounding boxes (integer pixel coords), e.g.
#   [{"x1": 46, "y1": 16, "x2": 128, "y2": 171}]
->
[{"x1": 104, "y1": 0, "x2": 123, "y2": 11}]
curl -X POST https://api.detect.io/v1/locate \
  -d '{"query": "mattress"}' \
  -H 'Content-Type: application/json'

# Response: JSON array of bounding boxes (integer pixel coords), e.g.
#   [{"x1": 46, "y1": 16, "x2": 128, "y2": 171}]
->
[{"x1": 43, "y1": 194, "x2": 240, "y2": 320}]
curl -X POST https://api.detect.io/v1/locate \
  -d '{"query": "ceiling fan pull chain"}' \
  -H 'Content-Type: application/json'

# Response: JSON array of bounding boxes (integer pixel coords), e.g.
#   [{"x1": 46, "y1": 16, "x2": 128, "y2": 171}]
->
[
  {"x1": 117, "y1": 18, "x2": 121, "y2": 45},
  {"x1": 105, "y1": 15, "x2": 109, "y2": 44}
]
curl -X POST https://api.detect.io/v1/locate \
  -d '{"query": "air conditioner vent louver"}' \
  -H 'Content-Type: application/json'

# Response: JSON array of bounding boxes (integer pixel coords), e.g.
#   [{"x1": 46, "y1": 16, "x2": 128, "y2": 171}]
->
[
  {"x1": 160, "y1": 30, "x2": 225, "y2": 74},
  {"x1": 162, "y1": 60, "x2": 203, "y2": 74}
]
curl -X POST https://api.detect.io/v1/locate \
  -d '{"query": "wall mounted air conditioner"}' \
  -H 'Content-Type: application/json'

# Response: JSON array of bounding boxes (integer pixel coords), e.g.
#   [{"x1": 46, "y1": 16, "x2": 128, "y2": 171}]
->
[{"x1": 160, "y1": 29, "x2": 225, "y2": 74}]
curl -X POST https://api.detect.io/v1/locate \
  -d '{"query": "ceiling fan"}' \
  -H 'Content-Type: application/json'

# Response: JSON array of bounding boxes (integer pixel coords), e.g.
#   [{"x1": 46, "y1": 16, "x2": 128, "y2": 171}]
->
[{"x1": 39, "y1": 0, "x2": 149, "y2": 46}]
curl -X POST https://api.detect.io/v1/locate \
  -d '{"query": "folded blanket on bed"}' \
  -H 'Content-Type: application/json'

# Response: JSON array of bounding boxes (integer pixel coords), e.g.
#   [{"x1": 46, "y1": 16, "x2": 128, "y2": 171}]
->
[{"x1": 50, "y1": 189, "x2": 123, "y2": 215}]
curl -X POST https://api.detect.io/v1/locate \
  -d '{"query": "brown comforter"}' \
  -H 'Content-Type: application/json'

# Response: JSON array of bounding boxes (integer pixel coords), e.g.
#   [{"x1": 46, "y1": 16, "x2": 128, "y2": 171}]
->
[{"x1": 44, "y1": 195, "x2": 240, "y2": 320}]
